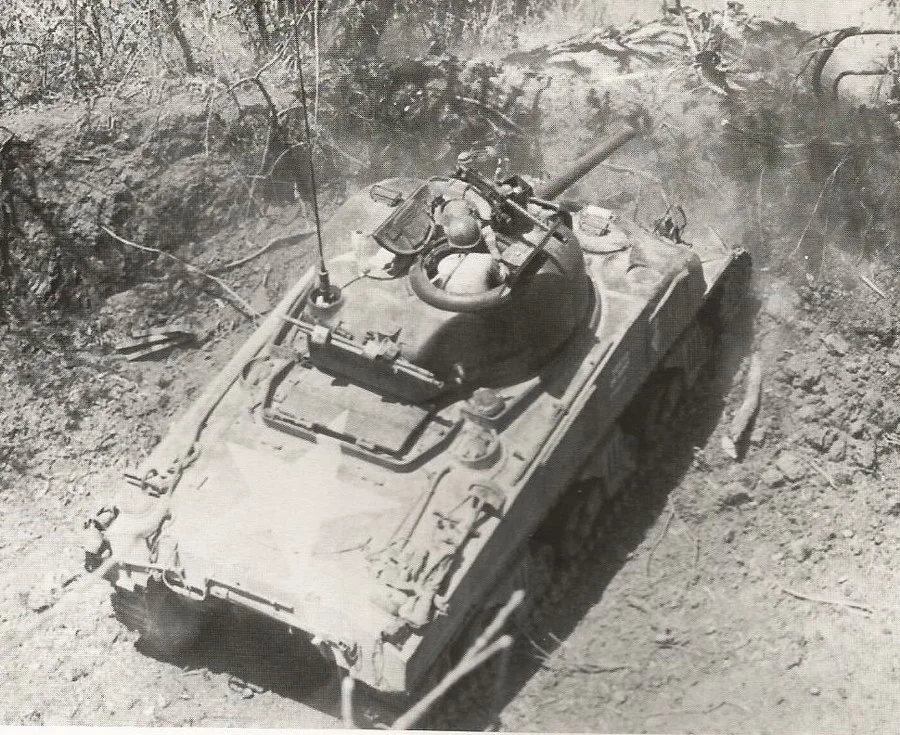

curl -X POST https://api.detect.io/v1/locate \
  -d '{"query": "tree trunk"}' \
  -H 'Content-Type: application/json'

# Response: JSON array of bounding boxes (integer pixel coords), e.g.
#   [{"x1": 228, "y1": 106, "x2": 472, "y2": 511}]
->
[
  {"x1": 251, "y1": 0, "x2": 271, "y2": 49},
  {"x1": 329, "y1": 0, "x2": 396, "y2": 61},
  {"x1": 159, "y1": 0, "x2": 198, "y2": 75}
]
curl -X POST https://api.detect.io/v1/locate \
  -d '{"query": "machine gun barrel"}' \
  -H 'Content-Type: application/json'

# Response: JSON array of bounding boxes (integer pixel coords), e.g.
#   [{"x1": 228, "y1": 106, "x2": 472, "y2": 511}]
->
[{"x1": 535, "y1": 123, "x2": 640, "y2": 201}]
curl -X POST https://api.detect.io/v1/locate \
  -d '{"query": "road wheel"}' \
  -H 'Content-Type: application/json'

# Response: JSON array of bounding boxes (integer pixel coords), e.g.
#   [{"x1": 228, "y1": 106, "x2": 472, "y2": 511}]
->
[{"x1": 641, "y1": 369, "x2": 685, "y2": 445}]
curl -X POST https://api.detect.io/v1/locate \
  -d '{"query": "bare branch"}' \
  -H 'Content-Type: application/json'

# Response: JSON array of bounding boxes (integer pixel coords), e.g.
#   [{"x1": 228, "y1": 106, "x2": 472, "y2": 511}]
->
[
  {"x1": 391, "y1": 635, "x2": 514, "y2": 730},
  {"x1": 340, "y1": 676, "x2": 355, "y2": 728},
  {"x1": 99, "y1": 225, "x2": 260, "y2": 320},
  {"x1": 832, "y1": 68, "x2": 894, "y2": 98},
  {"x1": 391, "y1": 590, "x2": 524, "y2": 730},
  {"x1": 807, "y1": 28, "x2": 900, "y2": 96}
]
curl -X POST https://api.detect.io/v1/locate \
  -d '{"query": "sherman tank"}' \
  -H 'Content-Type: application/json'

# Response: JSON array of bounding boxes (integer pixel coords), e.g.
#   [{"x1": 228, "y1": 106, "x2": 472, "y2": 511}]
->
[{"x1": 82, "y1": 118, "x2": 750, "y2": 703}]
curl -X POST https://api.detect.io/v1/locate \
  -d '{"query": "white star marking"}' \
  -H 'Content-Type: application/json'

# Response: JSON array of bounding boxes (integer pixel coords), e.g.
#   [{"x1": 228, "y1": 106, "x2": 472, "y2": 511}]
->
[{"x1": 222, "y1": 411, "x2": 401, "y2": 569}]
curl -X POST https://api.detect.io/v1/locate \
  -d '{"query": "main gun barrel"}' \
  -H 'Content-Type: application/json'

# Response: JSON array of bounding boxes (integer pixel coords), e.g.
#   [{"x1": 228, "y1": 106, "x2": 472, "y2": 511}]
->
[{"x1": 535, "y1": 123, "x2": 640, "y2": 201}]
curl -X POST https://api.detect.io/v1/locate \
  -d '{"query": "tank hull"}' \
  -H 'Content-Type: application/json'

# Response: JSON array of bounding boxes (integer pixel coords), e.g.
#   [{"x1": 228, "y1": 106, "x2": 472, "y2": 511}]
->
[{"x1": 90, "y1": 128, "x2": 751, "y2": 698}]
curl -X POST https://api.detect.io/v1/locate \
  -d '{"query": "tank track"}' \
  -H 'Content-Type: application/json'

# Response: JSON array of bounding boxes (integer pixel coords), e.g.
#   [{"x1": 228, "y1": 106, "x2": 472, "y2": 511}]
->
[
  {"x1": 416, "y1": 338, "x2": 737, "y2": 728},
  {"x1": 111, "y1": 581, "x2": 211, "y2": 656},
  {"x1": 416, "y1": 484, "x2": 633, "y2": 730}
]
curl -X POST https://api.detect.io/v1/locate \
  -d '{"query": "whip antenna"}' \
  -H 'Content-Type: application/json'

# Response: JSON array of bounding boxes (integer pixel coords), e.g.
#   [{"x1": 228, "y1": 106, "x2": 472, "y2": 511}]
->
[{"x1": 296, "y1": 51, "x2": 338, "y2": 306}]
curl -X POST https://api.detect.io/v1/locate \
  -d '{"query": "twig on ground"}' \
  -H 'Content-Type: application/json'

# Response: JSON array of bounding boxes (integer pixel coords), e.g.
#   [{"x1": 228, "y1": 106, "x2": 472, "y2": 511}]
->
[
  {"x1": 625, "y1": 597, "x2": 650, "y2": 615},
  {"x1": 538, "y1": 653, "x2": 628, "y2": 675},
  {"x1": 99, "y1": 225, "x2": 260, "y2": 320},
  {"x1": 210, "y1": 229, "x2": 315, "y2": 273},
  {"x1": 646, "y1": 510, "x2": 674, "y2": 576},
  {"x1": 540, "y1": 661, "x2": 627, "y2": 674},
  {"x1": 803, "y1": 458, "x2": 839, "y2": 491},
  {"x1": 776, "y1": 582, "x2": 872, "y2": 614},
  {"x1": 859, "y1": 273, "x2": 887, "y2": 300},
  {"x1": 646, "y1": 700, "x2": 752, "y2": 719},
  {"x1": 721, "y1": 352, "x2": 763, "y2": 460},
  {"x1": 527, "y1": 629, "x2": 628, "y2": 675}
]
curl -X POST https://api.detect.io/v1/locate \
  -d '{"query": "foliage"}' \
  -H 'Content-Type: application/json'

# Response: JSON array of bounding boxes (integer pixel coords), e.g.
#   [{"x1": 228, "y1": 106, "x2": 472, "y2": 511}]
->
[
  {"x1": 0, "y1": 0, "x2": 172, "y2": 107},
  {"x1": 2, "y1": 0, "x2": 900, "y2": 318},
  {"x1": 719, "y1": 79, "x2": 900, "y2": 272}
]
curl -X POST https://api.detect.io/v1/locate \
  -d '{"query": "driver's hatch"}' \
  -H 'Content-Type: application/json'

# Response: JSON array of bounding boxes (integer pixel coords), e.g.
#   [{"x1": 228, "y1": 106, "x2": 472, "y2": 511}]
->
[{"x1": 262, "y1": 361, "x2": 453, "y2": 461}]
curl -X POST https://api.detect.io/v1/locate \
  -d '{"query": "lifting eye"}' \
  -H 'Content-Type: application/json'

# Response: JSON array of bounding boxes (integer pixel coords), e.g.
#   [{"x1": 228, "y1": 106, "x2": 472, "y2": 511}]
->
[{"x1": 453, "y1": 423, "x2": 502, "y2": 468}]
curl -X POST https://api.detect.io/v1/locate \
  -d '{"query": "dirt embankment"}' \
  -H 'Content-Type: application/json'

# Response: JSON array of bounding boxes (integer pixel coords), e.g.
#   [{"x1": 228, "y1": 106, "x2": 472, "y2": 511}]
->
[{"x1": 2, "y1": 6, "x2": 900, "y2": 732}]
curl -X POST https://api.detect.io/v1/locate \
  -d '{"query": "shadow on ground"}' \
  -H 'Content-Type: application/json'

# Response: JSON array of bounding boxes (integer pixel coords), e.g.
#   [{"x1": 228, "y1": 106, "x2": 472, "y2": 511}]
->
[{"x1": 136, "y1": 606, "x2": 346, "y2": 722}]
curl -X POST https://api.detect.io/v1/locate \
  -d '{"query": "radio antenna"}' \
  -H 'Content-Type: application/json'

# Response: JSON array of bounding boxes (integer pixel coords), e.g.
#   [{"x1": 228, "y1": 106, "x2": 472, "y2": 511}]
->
[{"x1": 296, "y1": 47, "x2": 338, "y2": 306}]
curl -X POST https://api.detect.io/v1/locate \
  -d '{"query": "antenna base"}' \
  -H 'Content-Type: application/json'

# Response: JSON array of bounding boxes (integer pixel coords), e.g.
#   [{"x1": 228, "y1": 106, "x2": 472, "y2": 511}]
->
[{"x1": 310, "y1": 268, "x2": 342, "y2": 311}]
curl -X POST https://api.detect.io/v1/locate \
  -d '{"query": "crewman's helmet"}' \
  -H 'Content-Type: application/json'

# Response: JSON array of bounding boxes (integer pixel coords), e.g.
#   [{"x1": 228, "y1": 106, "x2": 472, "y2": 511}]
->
[
  {"x1": 441, "y1": 200, "x2": 482, "y2": 249},
  {"x1": 445, "y1": 214, "x2": 481, "y2": 249}
]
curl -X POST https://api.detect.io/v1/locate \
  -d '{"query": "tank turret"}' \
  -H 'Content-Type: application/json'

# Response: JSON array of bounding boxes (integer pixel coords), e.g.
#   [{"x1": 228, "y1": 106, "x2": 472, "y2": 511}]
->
[{"x1": 272, "y1": 121, "x2": 645, "y2": 395}]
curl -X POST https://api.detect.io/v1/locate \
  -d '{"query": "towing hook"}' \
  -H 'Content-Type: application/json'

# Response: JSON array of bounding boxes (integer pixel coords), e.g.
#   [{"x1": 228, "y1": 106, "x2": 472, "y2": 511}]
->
[
  {"x1": 80, "y1": 523, "x2": 112, "y2": 571},
  {"x1": 80, "y1": 522, "x2": 105, "y2": 556}
]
